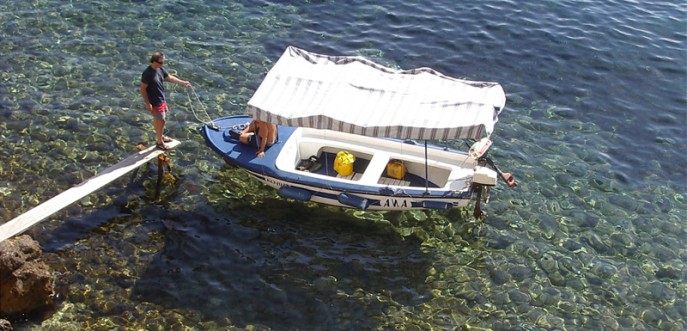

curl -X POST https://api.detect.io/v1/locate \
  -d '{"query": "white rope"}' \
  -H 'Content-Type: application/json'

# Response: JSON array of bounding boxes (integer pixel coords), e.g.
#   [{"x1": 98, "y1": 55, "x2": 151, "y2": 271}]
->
[{"x1": 185, "y1": 86, "x2": 220, "y2": 130}]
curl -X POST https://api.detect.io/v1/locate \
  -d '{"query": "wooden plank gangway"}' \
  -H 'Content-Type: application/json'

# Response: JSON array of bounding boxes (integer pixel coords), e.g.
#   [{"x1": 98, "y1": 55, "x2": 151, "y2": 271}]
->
[{"x1": 0, "y1": 140, "x2": 180, "y2": 243}]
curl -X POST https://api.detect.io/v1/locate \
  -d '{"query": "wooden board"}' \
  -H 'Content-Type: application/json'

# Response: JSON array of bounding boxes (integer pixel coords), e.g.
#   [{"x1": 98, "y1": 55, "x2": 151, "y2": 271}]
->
[
  {"x1": 377, "y1": 176, "x2": 412, "y2": 187},
  {"x1": 0, "y1": 140, "x2": 180, "y2": 243}
]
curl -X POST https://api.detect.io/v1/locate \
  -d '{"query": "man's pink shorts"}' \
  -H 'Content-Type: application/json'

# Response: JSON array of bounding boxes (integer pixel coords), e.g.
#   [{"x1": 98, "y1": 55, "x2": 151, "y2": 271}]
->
[{"x1": 152, "y1": 101, "x2": 167, "y2": 120}]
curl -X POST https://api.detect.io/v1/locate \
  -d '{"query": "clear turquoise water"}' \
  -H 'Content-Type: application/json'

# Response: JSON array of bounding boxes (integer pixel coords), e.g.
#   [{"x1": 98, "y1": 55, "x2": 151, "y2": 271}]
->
[{"x1": 1, "y1": 0, "x2": 685, "y2": 330}]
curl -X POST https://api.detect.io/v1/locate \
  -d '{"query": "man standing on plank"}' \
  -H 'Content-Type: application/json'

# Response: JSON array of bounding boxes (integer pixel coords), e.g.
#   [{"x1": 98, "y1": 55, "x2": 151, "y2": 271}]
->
[{"x1": 140, "y1": 52, "x2": 191, "y2": 150}]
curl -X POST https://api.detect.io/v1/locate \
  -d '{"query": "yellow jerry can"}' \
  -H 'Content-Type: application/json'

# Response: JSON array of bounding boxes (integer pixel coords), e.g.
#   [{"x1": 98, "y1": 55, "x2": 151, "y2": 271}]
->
[
  {"x1": 334, "y1": 151, "x2": 355, "y2": 176},
  {"x1": 386, "y1": 159, "x2": 407, "y2": 179}
]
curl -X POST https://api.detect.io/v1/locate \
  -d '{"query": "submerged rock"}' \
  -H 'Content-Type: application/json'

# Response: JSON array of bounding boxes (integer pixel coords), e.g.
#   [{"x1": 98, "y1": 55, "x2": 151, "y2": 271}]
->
[
  {"x1": 0, "y1": 235, "x2": 55, "y2": 316},
  {"x1": 655, "y1": 265, "x2": 682, "y2": 280}
]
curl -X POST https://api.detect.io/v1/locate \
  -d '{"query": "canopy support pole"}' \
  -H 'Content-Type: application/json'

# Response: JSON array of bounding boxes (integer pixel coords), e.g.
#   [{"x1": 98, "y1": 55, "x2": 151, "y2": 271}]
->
[{"x1": 424, "y1": 140, "x2": 429, "y2": 195}]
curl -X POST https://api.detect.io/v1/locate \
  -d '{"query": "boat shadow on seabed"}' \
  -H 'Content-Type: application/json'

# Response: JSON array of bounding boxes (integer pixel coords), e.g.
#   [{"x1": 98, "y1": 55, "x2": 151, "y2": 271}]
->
[{"x1": 131, "y1": 197, "x2": 441, "y2": 329}]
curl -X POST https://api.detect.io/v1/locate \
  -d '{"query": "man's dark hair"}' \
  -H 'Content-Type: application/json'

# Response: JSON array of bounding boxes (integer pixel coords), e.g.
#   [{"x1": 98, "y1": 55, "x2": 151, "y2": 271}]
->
[{"x1": 150, "y1": 52, "x2": 165, "y2": 63}]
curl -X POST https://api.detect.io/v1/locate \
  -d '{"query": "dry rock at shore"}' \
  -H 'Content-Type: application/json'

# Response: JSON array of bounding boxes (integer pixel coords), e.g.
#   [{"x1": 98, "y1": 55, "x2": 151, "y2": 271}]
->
[
  {"x1": 0, "y1": 235, "x2": 54, "y2": 317},
  {"x1": 0, "y1": 319, "x2": 11, "y2": 331}
]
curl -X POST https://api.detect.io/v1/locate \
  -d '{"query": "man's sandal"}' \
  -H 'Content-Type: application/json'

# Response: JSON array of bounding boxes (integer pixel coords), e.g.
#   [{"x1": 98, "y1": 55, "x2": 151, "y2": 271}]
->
[{"x1": 156, "y1": 142, "x2": 171, "y2": 151}]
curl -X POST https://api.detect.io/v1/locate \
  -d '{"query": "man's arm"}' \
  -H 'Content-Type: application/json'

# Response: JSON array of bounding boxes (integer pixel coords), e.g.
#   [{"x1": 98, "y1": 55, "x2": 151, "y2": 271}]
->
[
  {"x1": 140, "y1": 82, "x2": 152, "y2": 112},
  {"x1": 166, "y1": 75, "x2": 191, "y2": 87}
]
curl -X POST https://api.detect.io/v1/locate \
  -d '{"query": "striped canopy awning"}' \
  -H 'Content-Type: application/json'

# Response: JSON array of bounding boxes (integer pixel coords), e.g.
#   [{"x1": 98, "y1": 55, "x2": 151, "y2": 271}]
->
[{"x1": 247, "y1": 46, "x2": 506, "y2": 140}]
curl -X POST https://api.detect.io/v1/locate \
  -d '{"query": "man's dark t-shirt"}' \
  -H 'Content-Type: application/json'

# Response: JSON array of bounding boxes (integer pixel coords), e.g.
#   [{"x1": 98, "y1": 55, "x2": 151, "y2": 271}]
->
[{"x1": 141, "y1": 66, "x2": 169, "y2": 106}]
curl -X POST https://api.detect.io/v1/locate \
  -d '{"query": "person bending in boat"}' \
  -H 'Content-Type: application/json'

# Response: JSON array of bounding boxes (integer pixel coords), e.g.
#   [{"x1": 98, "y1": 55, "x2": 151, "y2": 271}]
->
[{"x1": 239, "y1": 120, "x2": 278, "y2": 158}]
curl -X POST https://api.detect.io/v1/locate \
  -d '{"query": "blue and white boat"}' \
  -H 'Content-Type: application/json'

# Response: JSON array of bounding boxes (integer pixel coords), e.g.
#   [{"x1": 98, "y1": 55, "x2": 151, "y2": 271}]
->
[{"x1": 201, "y1": 46, "x2": 515, "y2": 214}]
